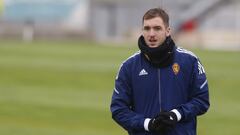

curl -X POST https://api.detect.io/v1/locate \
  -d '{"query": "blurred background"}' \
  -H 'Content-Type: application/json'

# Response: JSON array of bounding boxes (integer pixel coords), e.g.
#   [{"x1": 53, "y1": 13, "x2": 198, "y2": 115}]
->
[{"x1": 0, "y1": 0, "x2": 239, "y2": 135}]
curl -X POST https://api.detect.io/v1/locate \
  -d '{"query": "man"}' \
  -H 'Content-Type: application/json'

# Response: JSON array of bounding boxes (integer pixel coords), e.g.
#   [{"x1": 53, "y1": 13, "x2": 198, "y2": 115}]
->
[{"x1": 110, "y1": 8, "x2": 210, "y2": 135}]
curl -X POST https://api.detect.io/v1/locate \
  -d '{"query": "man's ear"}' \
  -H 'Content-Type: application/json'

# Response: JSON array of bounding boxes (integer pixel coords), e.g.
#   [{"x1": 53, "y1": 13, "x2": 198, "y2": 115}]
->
[{"x1": 166, "y1": 27, "x2": 171, "y2": 36}]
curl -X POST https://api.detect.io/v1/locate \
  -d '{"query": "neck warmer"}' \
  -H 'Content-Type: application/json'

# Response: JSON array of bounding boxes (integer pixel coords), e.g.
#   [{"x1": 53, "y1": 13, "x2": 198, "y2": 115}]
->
[{"x1": 138, "y1": 35, "x2": 175, "y2": 68}]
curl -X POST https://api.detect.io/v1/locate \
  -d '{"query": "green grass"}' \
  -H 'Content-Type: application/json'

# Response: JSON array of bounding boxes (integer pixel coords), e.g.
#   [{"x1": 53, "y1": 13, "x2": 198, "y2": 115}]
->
[{"x1": 0, "y1": 40, "x2": 240, "y2": 135}]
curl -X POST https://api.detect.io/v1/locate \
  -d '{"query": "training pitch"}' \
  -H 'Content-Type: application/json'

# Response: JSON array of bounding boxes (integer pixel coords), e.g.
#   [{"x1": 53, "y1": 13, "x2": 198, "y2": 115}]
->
[{"x1": 0, "y1": 40, "x2": 239, "y2": 135}]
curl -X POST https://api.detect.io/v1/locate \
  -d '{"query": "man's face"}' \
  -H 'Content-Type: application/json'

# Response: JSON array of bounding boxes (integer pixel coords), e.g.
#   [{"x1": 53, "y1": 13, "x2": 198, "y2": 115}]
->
[{"x1": 142, "y1": 17, "x2": 170, "y2": 48}]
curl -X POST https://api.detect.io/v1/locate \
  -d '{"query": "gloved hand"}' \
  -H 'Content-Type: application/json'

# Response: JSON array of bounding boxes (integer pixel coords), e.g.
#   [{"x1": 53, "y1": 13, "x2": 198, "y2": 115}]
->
[
  {"x1": 160, "y1": 111, "x2": 178, "y2": 129},
  {"x1": 148, "y1": 114, "x2": 168, "y2": 133}
]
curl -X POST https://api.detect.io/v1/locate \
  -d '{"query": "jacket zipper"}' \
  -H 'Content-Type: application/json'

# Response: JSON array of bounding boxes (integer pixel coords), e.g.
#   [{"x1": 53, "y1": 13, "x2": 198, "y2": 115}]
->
[{"x1": 158, "y1": 69, "x2": 161, "y2": 112}]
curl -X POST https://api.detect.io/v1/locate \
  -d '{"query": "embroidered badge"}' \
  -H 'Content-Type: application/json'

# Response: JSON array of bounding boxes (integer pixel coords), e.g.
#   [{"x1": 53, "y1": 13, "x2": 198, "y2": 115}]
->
[{"x1": 172, "y1": 63, "x2": 180, "y2": 75}]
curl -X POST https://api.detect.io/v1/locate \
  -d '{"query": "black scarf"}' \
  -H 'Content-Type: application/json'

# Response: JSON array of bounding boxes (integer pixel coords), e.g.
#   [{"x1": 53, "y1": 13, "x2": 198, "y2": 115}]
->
[{"x1": 138, "y1": 35, "x2": 175, "y2": 68}]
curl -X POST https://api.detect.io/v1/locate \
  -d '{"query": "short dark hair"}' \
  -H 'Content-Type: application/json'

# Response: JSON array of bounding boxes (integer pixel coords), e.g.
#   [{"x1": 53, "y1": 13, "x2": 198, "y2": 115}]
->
[{"x1": 142, "y1": 8, "x2": 169, "y2": 27}]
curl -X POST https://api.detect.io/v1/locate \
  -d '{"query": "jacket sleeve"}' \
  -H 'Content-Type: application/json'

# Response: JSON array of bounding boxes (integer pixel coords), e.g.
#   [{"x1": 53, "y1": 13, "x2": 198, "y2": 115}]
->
[
  {"x1": 176, "y1": 58, "x2": 210, "y2": 121},
  {"x1": 110, "y1": 62, "x2": 145, "y2": 132}
]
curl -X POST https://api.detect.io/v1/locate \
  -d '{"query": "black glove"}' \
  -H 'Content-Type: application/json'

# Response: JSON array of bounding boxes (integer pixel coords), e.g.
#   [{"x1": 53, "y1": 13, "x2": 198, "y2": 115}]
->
[
  {"x1": 148, "y1": 114, "x2": 168, "y2": 133},
  {"x1": 160, "y1": 111, "x2": 178, "y2": 129}
]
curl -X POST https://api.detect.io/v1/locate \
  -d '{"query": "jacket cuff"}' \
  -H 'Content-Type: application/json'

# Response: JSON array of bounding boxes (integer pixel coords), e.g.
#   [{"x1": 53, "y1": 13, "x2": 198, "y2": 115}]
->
[
  {"x1": 144, "y1": 118, "x2": 151, "y2": 131},
  {"x1": 171, "y1": 109, "x2": 182, "y2": 121}
]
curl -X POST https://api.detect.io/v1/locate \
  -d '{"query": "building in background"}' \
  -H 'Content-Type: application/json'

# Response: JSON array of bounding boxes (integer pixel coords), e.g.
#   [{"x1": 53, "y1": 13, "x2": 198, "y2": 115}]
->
[
  {"x1": 0, "y1": 0, "x2": 239, "y2": 50},
  {"x1": 0, "y1": 0, "x2": 90, "y2": 41}
]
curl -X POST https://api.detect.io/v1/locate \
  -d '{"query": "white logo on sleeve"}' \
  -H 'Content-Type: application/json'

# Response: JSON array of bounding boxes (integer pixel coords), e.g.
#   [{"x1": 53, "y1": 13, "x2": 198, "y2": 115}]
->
[
  {"x1": 139, "y1": 69, "x2": 148, "y2": 76},
  {"x1": 198, "y1": 61, "x2": 205, "y2": 74}
]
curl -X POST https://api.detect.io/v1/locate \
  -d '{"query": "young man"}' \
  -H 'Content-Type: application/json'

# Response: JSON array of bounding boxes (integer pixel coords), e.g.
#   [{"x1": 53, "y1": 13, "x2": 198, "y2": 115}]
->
[{"x1": 110, "y1": 8, "x2": 210, "y2": 135}]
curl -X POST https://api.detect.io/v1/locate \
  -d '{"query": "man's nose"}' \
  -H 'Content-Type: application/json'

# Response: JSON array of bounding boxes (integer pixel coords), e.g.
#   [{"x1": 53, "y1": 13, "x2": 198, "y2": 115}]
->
[{"x1": 149, "y1": 29, "x2": 156, "y2": 36}]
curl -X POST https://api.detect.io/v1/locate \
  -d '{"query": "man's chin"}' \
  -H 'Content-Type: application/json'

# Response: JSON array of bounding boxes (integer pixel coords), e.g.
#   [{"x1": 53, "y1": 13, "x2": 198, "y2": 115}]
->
[{"x1": 148, "y1": 43, "x2": 159, "y2": 48}]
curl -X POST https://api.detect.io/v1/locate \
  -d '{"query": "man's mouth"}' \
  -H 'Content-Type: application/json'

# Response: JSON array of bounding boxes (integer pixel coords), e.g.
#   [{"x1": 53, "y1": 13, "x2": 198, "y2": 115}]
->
[{"x1": 149, "y1": 39, "x2": 157, "y2": 42}]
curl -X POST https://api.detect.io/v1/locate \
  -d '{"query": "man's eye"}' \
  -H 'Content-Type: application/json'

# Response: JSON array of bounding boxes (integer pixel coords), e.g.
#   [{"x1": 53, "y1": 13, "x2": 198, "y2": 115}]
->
[{"x1": 154, "y1": 27, "x2": 161, "y2": 31}]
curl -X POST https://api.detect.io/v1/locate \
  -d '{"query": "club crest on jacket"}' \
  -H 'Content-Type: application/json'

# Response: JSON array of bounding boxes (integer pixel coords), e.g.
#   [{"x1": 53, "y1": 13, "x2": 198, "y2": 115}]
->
[{"x1": 172, "y1": 63, "x2": 180, "y2": 75}]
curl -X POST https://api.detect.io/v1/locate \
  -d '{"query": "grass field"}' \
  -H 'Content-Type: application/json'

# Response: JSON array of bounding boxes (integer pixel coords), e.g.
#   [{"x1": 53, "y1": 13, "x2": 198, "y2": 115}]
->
[{"x1": 0, "y1": 40, "x2": 239, "y2": 135}]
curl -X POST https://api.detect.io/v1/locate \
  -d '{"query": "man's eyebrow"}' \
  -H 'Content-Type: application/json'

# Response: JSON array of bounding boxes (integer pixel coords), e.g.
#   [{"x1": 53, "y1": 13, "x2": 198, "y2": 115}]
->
[
  {"x1": 143, "y1": 26, "x2": 150, "y2": 29},
  {"x1": 143, "y1": 25, "x2": 162, "y2": 27},
  {"x1": 153, "y1": 26, "x2": 162, "y2": 28}
]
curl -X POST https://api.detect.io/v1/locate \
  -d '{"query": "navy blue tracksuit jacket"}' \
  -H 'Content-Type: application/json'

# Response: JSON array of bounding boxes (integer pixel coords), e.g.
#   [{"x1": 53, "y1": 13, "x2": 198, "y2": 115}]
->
[{"x1": 110, "y1": 47, "x2": 210, "y2": 135}]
